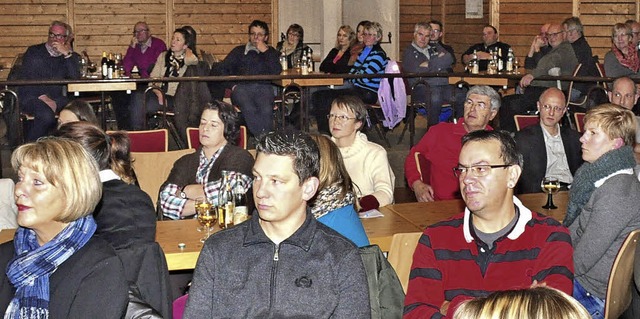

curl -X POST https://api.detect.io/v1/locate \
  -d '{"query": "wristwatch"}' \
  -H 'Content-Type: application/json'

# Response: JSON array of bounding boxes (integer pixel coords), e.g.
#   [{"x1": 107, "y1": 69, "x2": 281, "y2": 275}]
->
[{"x1": 179, "y1": 185, "x2": 188, "y2": 199}]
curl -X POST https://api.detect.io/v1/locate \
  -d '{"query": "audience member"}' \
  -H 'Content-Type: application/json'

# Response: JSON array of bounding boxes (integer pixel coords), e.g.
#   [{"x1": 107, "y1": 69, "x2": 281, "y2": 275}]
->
[
  {"x1": 348, "y1": 20, "x2": 370, "y2": 66},
  {"x1": 0, "y1": 138, "x2": 128, "y2": 317},
  {"x1": 514, "y1": 88, "x2": 583, "y2": 194},
  {"x1": 328, "y1": 95, "x2": 395, "y2": 211},
  {"x1": 57, "y1": 99, "x2": 98, "y2": 128},
  {"x1": 604, "y1": 23, "x2": 640, "y2": 78},
  {"x1": 319, "y1": 25, "x2": 356, "y2": 74},
  {"x1": 405, "y1": 85, "x2": 499, "y2": 201},
  {"x1": 17, "y1": 21, "x2": 81, "y2": 141},
  {"x1": 276, "y1": 23, "x2": 312, "y2": 69},
  {"x1": 429, "y1": 20, "x2": 456, "y2": 66},
  {"x1": 123, "y1": 21, "x2": 167, "y2": 78},
  {"x1": 453, "y1": 286, "x2": 590, "y2": 319},
  {"x1": 215, "y1": 20, "x2": 282, "y2": 137},
  {"x1": 608, "y1": 77, "x2": 640, "y2": 164},
  {"x1": 524, "y1": 23, "x2": 552, "y2": 69},
  {"x1": 567, "y1": 104, "x2": 640, "y2": 318},
  {"x1": 309, "y1": 134, "x2": 369, "y2": 247},
  {"x1": 563, "y1": 17, "x2": 599, "y2": 97},
  {"x1": 403, "y1": 130, "x2": 574, "y2": 318},
  {"x1": 159, "y1": 101, "x2": 254, "y2": 220},
  {"x1": 626, "y1": 20, "x2": 640, "y2": 50},
  {"x1": 312, "y1": 21, "x2": 388, "y2": 134},
  {"x1": 183, "y1": 131, "x2": 370, "y2": 318},
  {"x1": 0, "y1": 179, "x2": 17, "y2": 230},
  {"x1": 461, "y1": 25, "x2": 511, "y2": 72},
  {"x1": 402, "y1": 22, "x2": 455, "y2": 127}
]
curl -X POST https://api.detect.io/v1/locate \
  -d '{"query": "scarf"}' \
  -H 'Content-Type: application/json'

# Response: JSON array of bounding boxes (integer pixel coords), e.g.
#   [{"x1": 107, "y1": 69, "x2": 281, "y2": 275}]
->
[
  {"x1": 563, "y1": 146, "x2": 636, "y2": 227},
  {"x1": 5, "y1": 215, "x2": 96, "y2": 319},
  {"x1": 311, "y1": 184, "x2": 355, "y2": 219},
  {"x1": 612, "y1": 43, "x2": 640, "y2": 73},
  {"x1": 160, "y1": 51, "x2": 185, "y2": 93}
]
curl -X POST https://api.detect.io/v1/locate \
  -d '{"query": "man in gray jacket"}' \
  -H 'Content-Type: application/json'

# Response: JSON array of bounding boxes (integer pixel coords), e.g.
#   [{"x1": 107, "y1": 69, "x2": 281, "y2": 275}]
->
[{"x1": 184, "y1": 131, "x2": 371, "y2": 318}]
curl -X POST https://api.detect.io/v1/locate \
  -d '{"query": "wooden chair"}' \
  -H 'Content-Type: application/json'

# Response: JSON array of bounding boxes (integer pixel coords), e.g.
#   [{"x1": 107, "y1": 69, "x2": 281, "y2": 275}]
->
[
  {"x1": 131, "y1": 149, "x2": 195, "y2": 210},
  {"x1": 604, "y1": 229, "x2": 640, "y2": 319},
  {"x1": 387, "y1": 232, "x2": 422, "y2": 293},
  {"x1": 127, "y1": 129, "x2": 169, "y2": 152},
  {"x1": 514, "y1": 114, "x2": 540, "y2": 131},
  {"x1": 186, "y1": 125, "x2": 247, "y2": 150},
  {"x1": 574, "y1": 112, "x2": 586, "y2": 133},
  {"x1": 414, "y1": 151, "x2": 430, "y2": 184}
]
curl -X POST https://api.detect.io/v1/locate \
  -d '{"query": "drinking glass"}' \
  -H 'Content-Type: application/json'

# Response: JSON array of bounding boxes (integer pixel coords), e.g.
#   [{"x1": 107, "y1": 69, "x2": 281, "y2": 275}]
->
[
  {"x1": 195, "y1": 197, "x2": 215, "y2": 242},
  {"x1": 540, "y1": 177, "x2": 560, "y2": 209}
]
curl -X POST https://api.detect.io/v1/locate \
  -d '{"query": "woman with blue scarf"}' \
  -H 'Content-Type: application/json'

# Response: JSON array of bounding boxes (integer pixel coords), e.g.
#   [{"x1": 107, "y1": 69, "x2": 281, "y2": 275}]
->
[
  {"x1": 0, "y1": 138, "x2": 128, "y2": 318},
  {"x1": 567, "y1": 104, "x2": 640, "y2": 319}
]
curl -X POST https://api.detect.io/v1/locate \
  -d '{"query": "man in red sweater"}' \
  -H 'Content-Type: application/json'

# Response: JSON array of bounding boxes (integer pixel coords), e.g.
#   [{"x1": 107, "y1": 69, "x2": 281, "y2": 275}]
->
[
  {"x1": 403, "y1": 130, "x2": 574, "y2": 319},
  {"x1": 405, "y1": 85, "x2": 498, "y2": 201}
]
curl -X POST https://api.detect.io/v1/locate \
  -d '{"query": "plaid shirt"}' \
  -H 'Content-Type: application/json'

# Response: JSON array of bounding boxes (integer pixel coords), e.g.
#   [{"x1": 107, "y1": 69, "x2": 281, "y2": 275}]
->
[{"x1": 160, "y1": 146, "x2": 252, "y2": 220}]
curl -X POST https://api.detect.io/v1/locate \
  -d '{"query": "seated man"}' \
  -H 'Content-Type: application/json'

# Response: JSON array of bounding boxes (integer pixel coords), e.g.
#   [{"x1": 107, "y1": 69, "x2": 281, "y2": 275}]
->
[
  {"x1": 215, "y1": 20, "x2": 281, "y2": 137},
  {"x1": 524, "y1": 23, "x2": 552, "y2": 70},
  {"x1": 17, "y1": 20, "x2": 81, "y2": 141},
  {"x1": 403, "y1": 130, "x2": 574, "y2": 319},
  {"x1": 402, "y1": 22, "x2": 454, "y2": 127},
  {"x1": 608, "y1": 76, "x2": 640, "y2": 169},
  {"x1": 563, "y1": 17, "x2": 599, "y2": 98},
  {"x1": 515, "y1": 88, "x2": 583, "y2": 193},
  {"x1": 405, "y1": 85, "x2": 499, "y2": 202},
  {"x1": 461, "y1": 25, "x2": 511, "y2": 72},
  {"x1": 183, "y1": 131, "x2": 370, "y2": 318}
]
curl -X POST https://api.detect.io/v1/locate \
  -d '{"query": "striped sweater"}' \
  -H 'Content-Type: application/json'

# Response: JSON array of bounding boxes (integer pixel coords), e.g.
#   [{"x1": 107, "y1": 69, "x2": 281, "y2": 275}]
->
[
  {"x1": 348, "y1": 43, "x2": 387, "y2": 93},
  {"x1": 403, "y1": 197, "x2": 574, "y2": 319}
]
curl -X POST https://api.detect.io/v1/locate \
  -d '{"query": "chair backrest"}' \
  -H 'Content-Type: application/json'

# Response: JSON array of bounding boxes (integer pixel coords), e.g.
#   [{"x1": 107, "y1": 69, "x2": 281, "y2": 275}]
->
[
  {"x1": 596, "y1": 62, "x2": 608, "y2": 90},
  {"x1": 172, "y1": 294, "x2": 189, "y2": 319},
  {"x1": 131, "y1": 149, "x2": 195, "y2": 208},
  {"x1": 387, "y1": 232, "x2": 422, "y2": 293},
  {"x1": 604, "y1": 229, "x2": 640, "y2": 319},
  {"x1": 128, "y1": 129, "x2": 169, "y2": 152},
  {"x1": 414, "y1": 151, "x2": 430, "y2": 183},
  {"x1": 574, "y1": 112, "x2": 586, "y2": 133},
  {"x1": 514, "y1": 115, "x2": 540, "y2": 131},
  {"x1": 565, "y1": 63, "x2": 583, "y2": 107},
  {"x1": 186, "y1": 125, "x2": 247, "y2": 150}
]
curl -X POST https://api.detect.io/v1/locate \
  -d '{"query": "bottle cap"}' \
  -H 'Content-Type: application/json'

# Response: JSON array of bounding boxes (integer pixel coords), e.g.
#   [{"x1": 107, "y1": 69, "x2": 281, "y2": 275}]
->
[{"x1": 178, "y1": 243, "x2": 186, "y2": 249}]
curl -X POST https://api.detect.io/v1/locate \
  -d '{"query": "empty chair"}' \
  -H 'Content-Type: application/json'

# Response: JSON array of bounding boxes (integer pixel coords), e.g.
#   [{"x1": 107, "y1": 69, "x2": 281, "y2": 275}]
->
[
  {"x1": 127, "y1": 129, "x2": 169, "y2": 152},
  {"x1": 387, "y1": 232, "x2": 422, "y2": 293},
  {"x1": 604, "y1": 230, "x2": 640, "y2": 319},
  {"x1": 574, "y1": 112, "x2": 586, "y2": 133},
  {"x1": 514, "y1": 114, "x2": 540, "y2": 131}
]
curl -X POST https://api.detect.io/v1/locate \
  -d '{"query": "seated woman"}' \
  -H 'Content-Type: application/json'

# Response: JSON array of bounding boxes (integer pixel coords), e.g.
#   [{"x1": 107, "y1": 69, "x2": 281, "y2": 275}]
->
[
  {"x1": 159, "y1": 101, "x2": 254, "y2": 220},
  {"x1": 328, "y1": 95, "x2": 394, "y2": 211},
  {"x1": 0, "y1": 138, "x2": 128, "y2": 317},
  {"x1": 309, "y1": 134, "x2": 369, "y2": 247},
  {"x1": 348, "y1": 21, "x2": 370, "y2": 67},
  {"x1": 319, "y1": 25, "x2": 356, "y2": 74},
  {"x1": 57, "y1": 100, "x2": 98, "y2": 128},
  {"x1": 604, "y1": 23, "x2": 640, "y2": 78},
  {"x1": 565, "y1": 103, "x2": 640, "y2": 318},
  {"x1": 55, "y1": 122, "x2": 155, "y2": 248},
  {"x1": 276, "y1": 23, "x2": 312, "y2": 69},
  {"x1": 312, "y1": 21, "x2": 388, "y2": 134}
]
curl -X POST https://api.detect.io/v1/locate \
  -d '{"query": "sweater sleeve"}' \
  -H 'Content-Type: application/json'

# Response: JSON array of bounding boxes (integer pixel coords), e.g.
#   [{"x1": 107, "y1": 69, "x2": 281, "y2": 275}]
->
[
  {"x1": 183, "y1": 240, "x2": 216, "y2": 318},
  {"x1": 366, "y1": 147, "x2": 395, "y2": 207},
  {"x1": 532, "y1": 222, "x2": 575, "y2": 295},
  {"x1": 332, "y1": 249, "x2": 372, "y2": 318}
]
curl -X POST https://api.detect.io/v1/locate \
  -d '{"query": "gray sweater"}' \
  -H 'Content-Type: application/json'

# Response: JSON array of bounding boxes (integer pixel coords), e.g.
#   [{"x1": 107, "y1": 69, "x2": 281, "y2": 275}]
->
[
  {"x1": 183, "y1": 211, "x2": 371, "y2": 318},
  {"x1": 570, "y1": 171, "x2": 640, "y2": 299},
  {"x1": 530, "y1": 41, "x2": 578, "y2": 90}
]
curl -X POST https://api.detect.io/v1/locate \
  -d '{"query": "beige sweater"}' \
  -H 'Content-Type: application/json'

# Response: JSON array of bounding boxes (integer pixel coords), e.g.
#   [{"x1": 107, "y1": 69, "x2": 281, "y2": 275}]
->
[{"x1": 149, "y1": 51, "x2": 198, "y2": 96}]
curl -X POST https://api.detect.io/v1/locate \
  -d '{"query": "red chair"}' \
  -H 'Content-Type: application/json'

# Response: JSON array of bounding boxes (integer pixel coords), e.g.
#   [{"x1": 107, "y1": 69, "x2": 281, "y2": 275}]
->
[
  {"x1": 172, "y1": 294, "x2": 189, "y2": 319},
  {"x1": 574, "y1": 112, "x2": 586, "y2": 133},
  {"x1": 186, "y1": 125, "x2": 247, "y2": 150},
  {"x1": 127, "y1": 129, "x2": 168, "y2": 152},
  {"x1": 514, "y1": 115, "x2": 540, "y2": 131}
]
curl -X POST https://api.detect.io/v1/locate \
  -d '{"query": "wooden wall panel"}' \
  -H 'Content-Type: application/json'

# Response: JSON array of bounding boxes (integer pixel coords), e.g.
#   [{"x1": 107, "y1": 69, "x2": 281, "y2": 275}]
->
[
  {"x1": 579, "y1": 0, "x2": 637, "y2": 61},
  {"x1": 399, "y1": 0, "x2": 431, "y2": 59}
]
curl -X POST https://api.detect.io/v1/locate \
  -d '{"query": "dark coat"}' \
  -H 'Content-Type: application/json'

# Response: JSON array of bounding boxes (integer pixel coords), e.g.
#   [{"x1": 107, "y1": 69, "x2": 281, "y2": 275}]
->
[
  {"x1": 515, "y1": 124, "x2": 583, "y2": 194},
  {"x1": 173, "y1": 61, "x2": 212, "y2": 145}
]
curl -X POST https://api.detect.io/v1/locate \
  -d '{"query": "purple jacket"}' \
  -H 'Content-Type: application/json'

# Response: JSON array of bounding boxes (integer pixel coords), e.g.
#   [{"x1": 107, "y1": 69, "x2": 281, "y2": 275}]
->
[{"x1": 123, "y1": 37, "x2": 167, "y2": 78}]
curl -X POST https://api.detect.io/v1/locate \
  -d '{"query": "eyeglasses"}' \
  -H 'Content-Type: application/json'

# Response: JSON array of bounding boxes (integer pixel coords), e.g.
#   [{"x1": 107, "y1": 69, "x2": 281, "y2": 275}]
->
[
  {"x1": 327, "y1": 114, "x2": 356, "y2": 122},
  {"x1": 464, "y1": 100, "x2": 489, "y2": 110},
  {"x1": 133, "y1": 29, "x2": 149, "y2": 34},
  {"x1": 431, "y1": 29, "x2": 442, "y2": 34},
  {"x1": 250, "y1": 32, "x2": 266, "y2": 38},
  {"x1": 363, "y1": 33, "x2": 377, "y2": 37},
  {"x1": 541, "y1": 104, "x2": 566, "y2": 113},
  {"x1": 287, "y1": 32, "x2": 300, "y2": 37},
  {"x1": 547, "y1": 31, "x2": 564, "y2": 38},
  {"x1": 48, "y1": 33, "x2": 68, "y2": 40},
  {"x1": 453, "y1": 164, "x2": 512, "y2": 178}
]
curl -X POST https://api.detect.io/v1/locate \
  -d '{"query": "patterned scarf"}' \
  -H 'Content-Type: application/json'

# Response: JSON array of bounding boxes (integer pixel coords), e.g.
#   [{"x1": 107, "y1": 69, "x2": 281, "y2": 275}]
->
[
  {"x1": 612, "y1": 43, "x2": 640, "y2": 73},
  {"x1": 5, "y1": 215, "x2": 97, "y2": 319},
  {"x1": 311, "y1": 184, "x2": 355, "y2": 219},
  {"x1": 164, "y1": 51, "x2": 186, "y2": 78},
  {"x1": 563, "y1": 146, "x2": 636, "y2": 227}
]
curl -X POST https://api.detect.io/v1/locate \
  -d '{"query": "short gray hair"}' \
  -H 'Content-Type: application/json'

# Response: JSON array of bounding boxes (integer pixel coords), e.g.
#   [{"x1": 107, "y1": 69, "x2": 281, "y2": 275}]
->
[
  {"x1": 414, "y1": 22, "x2": 431, "y2": 34},
  {"x1": 466, "y1": 85, "x2": 501, "y2": 111}
]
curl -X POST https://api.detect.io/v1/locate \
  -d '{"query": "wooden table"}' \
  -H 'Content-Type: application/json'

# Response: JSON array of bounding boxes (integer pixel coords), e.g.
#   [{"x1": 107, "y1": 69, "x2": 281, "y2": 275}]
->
[
  {"x1": 273, "y1": 70, "x2": 343, "y2": 131},
  {"x1": 448, "y1": 73, "x2": 521, "y2": 89},
  {"x1": 67, "y1": 80, "x2": 137, "y2": 129}
]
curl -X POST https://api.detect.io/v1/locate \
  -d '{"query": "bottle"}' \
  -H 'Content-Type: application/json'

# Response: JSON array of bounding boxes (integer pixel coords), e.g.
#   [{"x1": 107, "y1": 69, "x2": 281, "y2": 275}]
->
[
  {"x1": 301, "y1": 52, "x2": 308, "y2": 75},
  {"x1": 217, "y1": 171, "x2": 235, "y2": 229},
  {"x1": 471, "y1": 50, "x2": 479, "y2": 74},
  {"x1": 112, "y1": 53, "x2": 121, "y2": 78},
  {"x1": 233, "y1": 175, "x2": 249, "y2": 225},
  {"x1": 107, "y1": 53, "x2": 114, "y2": 79},
  {"x1": 307, "y1": 49, "x2": 314, "y2": 73},
  {"x1": 280, "y1": 51, "x2": 288, "y2": 71},
  {"x1": 497, "y1": 48, "x2": 504, "y2": 72},
  {"x1": 506, "y1": 48, "x2": 515, "y2": 73},
  {"x1": 101, "y1": 51, "x2": 108, "y2": 79}
]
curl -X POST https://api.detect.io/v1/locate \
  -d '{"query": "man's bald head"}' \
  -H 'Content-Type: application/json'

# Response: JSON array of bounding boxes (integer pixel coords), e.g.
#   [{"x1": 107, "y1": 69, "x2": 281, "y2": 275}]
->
[{"x1": 609, "y1": 77, "x2": 639, "y2": 110}]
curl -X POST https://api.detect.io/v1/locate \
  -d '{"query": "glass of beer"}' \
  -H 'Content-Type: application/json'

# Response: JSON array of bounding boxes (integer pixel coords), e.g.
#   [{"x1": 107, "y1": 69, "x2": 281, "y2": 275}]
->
[
  {"x1": 195, "y1": 197, "x2": 215, "y2": 242},
  {"x1": 540, "y1": 177, "x2": 560, "y2": 209}
]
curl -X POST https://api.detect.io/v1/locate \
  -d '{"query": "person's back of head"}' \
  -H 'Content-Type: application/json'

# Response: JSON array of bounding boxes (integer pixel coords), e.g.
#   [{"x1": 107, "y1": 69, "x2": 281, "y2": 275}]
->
[
  {"x1": 309, "y1": 134, "x2": 355, "y2": 204},
  {"x1": 60, "y1": 100, "x2": 99, "y2": 125},
  {"x1": 453, "y1": 286, "x2": 590, "y2": 319}
]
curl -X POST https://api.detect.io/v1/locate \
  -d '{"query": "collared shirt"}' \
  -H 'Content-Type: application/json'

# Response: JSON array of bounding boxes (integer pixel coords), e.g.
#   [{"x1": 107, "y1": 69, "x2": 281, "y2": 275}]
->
[
  {"x1": 244, "y1": 42, "x2": 260, "y2": 55},
  {"x1": 541, "y1": 124, "x2": 573, "y2": 184},
  {"x1": 411, "y1": 42, "x2": 430, "y2": 60},
  {"x1": 45, "y1": 43, "x2": 62, "y2": 57},
  {"x1": 138, "y1": 37, "x2": 153, "y2": 54}
]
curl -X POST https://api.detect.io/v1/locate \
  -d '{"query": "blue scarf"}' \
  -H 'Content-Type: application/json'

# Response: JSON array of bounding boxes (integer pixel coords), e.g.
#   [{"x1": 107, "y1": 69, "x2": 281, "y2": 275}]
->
[{"x1": 5, "y1": 215, "x2": 97, "y2": 319}]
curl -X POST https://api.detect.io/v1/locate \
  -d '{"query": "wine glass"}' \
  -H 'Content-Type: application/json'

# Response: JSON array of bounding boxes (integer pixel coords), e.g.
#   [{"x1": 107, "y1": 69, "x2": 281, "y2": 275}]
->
[
  {"x1": 513, "y1": 58, "x2": 520, "y2": 74},
  {"x1": 540, "y1": 177, "x2": 560, "y2": 209},
  {"x1": 195, "y1": 197, "x2": 215, "y2": 242}
]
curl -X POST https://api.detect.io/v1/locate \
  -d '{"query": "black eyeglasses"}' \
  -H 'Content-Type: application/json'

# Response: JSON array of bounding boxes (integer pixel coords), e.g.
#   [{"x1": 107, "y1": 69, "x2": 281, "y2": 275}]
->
[
  {"x1": 453, "y1": 164, "x2": 512, "y2": 178},
  {"x1": 133, "y1": 29, "x2": 149, "y2": 34},
  {"x1": 48, "y1": 33, "x2": 68, "y2": 40}
]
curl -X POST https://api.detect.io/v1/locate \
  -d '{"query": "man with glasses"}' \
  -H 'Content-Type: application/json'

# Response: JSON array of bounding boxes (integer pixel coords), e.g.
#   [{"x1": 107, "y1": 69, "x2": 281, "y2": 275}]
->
[
  {"x1": 404, "y1": 85, "x2": 499, "y2": 202},
  {"x1": 563, "y1": 17, "x2": 599, "y2": 98},
  {"x1": 403, "y1": 129, "x2": 574, "y2": 319},
  {"x1": 515, "y1": 88, "x2": 583, "y2": 194},
  {"x1": 17, "y1": 20, "x2": 81, "y2": 141},
  {"x1": 625, "y1": 20, "x2": 640, "y2": 50},
  {"x1": 428, "y1": 20, "x2": 455, "y2": 66},
  {"x1": 215, "y1": 20, "x2": 281, "y2": 137},
  {"x1": 608, "y1": 76, "x2": 640, "y2": 167},
  {"x1": 525, "y1": 23, "x2": 552, "y2": 69},
  {"x1": 122, "y1": 21, "x2": 167, "y2": 78}
]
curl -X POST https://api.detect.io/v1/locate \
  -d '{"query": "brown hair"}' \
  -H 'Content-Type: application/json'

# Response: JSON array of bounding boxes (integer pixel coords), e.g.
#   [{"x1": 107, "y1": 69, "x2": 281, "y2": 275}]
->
[{"x1": 309, "y1": 134, "x2": 356, "y2": 205}]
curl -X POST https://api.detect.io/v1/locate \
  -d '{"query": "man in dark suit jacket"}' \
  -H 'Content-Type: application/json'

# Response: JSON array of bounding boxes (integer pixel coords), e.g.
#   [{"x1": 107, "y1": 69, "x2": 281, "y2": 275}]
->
[{"x1": 515, "y1": 88, "x2": 583, "y2": 193}]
